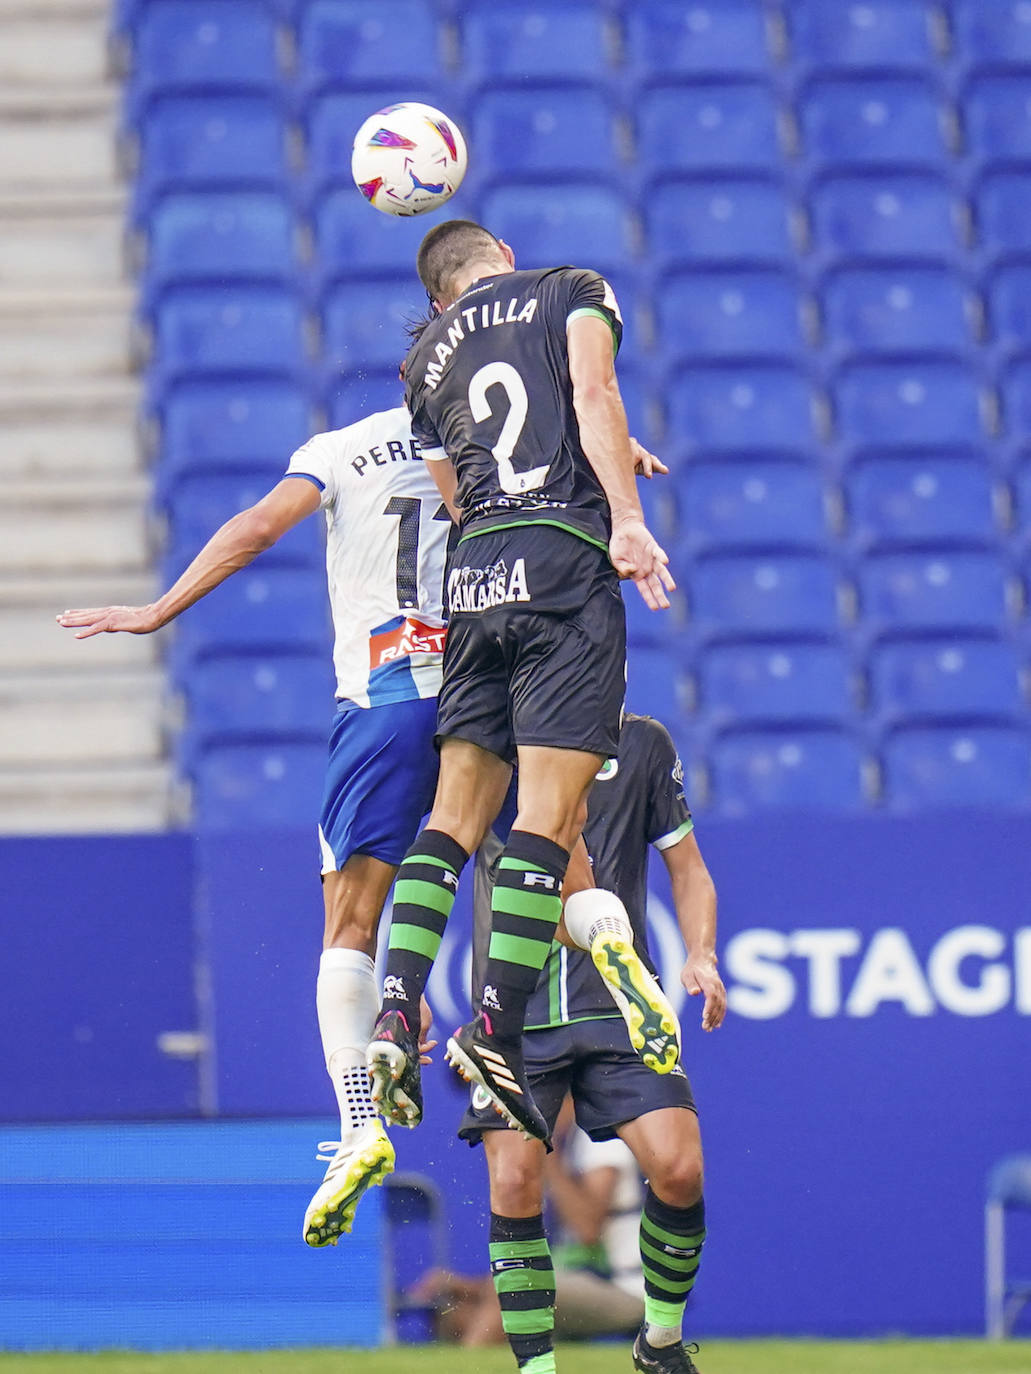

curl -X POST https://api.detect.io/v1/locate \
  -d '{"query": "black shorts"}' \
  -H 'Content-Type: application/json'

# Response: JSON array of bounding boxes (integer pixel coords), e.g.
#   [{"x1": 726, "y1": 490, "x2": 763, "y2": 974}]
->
[
  {"x1": 458, "y1": 1016, "x2": 697, "y2": 1145},
  {"x1": 437, "y1": 525, "x2": 626, "y2": 764}
]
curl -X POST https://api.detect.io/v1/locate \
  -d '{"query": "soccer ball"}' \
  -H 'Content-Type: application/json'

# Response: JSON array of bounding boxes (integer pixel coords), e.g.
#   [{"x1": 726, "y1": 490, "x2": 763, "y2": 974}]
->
[{"x1": 351, "y1": 102, "x2": 467, "y2": 218}]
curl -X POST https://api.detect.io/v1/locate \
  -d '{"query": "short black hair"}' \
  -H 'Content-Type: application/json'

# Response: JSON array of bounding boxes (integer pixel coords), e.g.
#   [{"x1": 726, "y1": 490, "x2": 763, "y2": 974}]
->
[{"x1": 416, "y1": 220, "x2": 505, "y2": 304}]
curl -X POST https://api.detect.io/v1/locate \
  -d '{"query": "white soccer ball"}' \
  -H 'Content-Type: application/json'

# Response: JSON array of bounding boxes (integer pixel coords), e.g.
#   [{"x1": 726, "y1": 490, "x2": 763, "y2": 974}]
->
[{"x1": 351, "y1": 101, "x2": 467, "y2": 218}]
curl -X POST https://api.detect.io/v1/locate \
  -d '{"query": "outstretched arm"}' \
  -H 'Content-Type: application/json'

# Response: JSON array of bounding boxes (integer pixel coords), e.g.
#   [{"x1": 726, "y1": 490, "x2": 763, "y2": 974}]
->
[
  {"x1": 57, "y1": 477, "x2": 321, "y2": 638},
  {"x1": 567, "y1": 313, "x2": 675, "y2": 611},
  {"x1": 661, "y1": 830, "x2": 726, "y2": 1032}
]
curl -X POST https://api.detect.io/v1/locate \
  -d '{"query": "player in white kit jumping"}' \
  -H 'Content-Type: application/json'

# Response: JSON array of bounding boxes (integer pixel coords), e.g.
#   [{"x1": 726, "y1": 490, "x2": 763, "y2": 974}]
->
[{"x1": 57, "y1": 404, "x2": 451, "y2": 1247}]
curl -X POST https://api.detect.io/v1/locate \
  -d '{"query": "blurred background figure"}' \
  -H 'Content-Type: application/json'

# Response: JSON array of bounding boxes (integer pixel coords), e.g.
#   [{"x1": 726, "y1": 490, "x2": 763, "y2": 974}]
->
[{"x1": 413, "y1": 1096, "x2": 646, "y2": 1347}]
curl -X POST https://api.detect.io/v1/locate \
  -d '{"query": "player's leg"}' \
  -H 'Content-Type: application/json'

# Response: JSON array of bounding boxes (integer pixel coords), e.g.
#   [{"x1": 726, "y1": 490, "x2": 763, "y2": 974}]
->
[
  {"x1": 368, "y1": 735, "x2": 512, "y2": 1126},
  {"x1": 446, "y1": 742, "x2": 600, "y2": 1141},
  {"x1": 304, "y1": 698, "x2": 438, "y2": 1245},
  {"x1": 563, "y1": 885, "x2": 681, "y2": 1075},
  {"x1": 303, "y1": 856, "x2": 397, "y2": 1247},
  {"x1": 618, "y1": 1108, "x2": 706, "y2": 1374}
]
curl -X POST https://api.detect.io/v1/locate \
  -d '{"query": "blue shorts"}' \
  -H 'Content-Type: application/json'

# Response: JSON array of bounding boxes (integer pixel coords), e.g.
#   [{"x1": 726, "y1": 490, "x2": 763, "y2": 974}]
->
[
  {"x1": 458, "y1": 1016, "x2": 696, "y2": 1145},
  {"x1": 318, "y1": 696, "x2": 440, "y2": 874}
]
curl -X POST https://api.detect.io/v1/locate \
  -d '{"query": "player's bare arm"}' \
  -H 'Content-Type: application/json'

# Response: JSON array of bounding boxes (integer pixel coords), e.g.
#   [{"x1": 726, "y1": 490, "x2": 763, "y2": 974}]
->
[
  {"x1": 424, "y1": 451, "x2": 463, "y2": 524},
  {"x1": 56, "y1": 477, "x2": 321, "y2": 638},
  {"x1": 662, "y1": 831, "x2": 726, "y2": 1032},
  {"x1": 567, "y1": 313, "x2": 675, "y2": 611}
]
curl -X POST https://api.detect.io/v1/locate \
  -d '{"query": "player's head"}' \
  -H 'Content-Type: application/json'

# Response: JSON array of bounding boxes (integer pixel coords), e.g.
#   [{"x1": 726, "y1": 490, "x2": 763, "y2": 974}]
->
[{"x1": 416, "y1": 220, "x2": 514, "y2": 310}]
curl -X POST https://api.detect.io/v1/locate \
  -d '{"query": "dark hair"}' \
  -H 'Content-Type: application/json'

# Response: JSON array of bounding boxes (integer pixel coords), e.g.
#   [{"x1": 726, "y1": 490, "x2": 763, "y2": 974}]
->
[
  {"x1": 416, "y1": 219, "x2": 505, "y2": 304},
  {"x1": 398, "y1": 308, "x2": 437, "y2": 379}
]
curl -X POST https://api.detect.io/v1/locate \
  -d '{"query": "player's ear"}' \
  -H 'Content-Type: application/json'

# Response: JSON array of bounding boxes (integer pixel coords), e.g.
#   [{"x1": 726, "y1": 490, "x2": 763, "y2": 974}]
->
[{"x1": 498, "y1": 240, "x2": 516, "y2": 270}]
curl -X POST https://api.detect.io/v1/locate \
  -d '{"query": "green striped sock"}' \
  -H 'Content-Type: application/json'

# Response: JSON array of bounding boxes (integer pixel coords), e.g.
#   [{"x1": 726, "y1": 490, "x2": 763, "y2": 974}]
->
[
  {"x1": 640, "y1": 1190, "x2": 706, "y2": 1345},
  {"x1": 489, "y1": 1212, "x2": 555, "y2": 1370},
  {"x1": 380, "y1": 829, "x2": 468, "y2": 1020},
  {"x1": 482, "y1": 831, "x2": 568, "y2": 1039}
]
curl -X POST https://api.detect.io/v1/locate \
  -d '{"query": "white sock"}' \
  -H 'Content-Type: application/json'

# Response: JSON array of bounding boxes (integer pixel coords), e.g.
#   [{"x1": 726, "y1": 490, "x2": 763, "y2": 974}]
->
[
  {"x1": 563, "y1": 888, "x2": 634, "y2": 950},
  {"x1": 644, "y1": 1321, "x2": 682, "y2": 1349},
  {"x1": 316, "y1": 948, "x2": 378, "y2": 1137}
]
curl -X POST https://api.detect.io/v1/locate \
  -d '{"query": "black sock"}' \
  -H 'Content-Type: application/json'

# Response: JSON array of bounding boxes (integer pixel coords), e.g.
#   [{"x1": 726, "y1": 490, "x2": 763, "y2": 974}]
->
[
  {"x1": 380, "y1": 829, "x2": 469, "y2": 1022},
  {"x1": 481, "y1": 830, "x2": 568, "y2": 1040}
]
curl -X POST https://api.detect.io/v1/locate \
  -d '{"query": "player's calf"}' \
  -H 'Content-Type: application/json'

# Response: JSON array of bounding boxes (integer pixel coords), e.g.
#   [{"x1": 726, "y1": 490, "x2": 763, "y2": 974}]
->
[{"x1": 564, "y1": 889, "x2": 681, "y2": 1075}]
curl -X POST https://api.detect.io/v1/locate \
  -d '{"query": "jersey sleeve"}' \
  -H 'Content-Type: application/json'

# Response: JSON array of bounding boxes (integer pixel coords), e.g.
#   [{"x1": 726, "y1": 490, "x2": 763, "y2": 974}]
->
[
  {"x1": 562, "y1": 268, "x2": 624, "y2": 356},
  {"x1": 284, "y1": 431, "x2": 338, "y2": 510},
  {"x1": 644, "y1": 720, "x2": 694, "y2": 851},
  {"x1": 404, "y1": 370, "x2": 448, "y2": 462}
]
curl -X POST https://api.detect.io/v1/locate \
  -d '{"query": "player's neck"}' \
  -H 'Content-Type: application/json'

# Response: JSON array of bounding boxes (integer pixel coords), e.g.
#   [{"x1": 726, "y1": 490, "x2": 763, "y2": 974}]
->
[{"x1": 445, "y1": 260, "x2": 514, "y2": 307}]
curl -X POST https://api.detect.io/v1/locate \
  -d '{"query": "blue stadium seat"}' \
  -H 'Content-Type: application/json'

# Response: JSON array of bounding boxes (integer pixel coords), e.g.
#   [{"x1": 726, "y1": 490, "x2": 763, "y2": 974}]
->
[
  {"x1": 148, "y1": 285, "x2": 309, "y2": 384},
  {"x1": 952, "y1": 0, "x2": 1031, "y2": 72},
  {"x1": 160, "y1": 472, "x2": 323, "y2": 579},
  {"x1": 845, "y1": 455, "x2": 999, "y2": 549},
  {"x1": 709, "y1": 728, "x2": 867, "y2": 812},
  {"x1": 183, "y1": 653, "x2": 335, "y2": 755},
  {"x1": 645, "y1": 178, "x2": 795, "y2": 267},
  {"x1": 622, "y1": 584, "x2": 687, "y2": 649},
  {"x1": 313, "y1": 190, "x2": 428, "y2": 280},
  {"x1": 168, "y1": 567, "x2": 331, "y2": 672},
  {"x1": 624, "y1": 646, "x2": 687, "y2": 722},
  {"x1": 821, "y1": 267, "x2": 972, "y2": 357},
  {"x1": 480, "y1": 185, "x2": 635, "y2": 277},
  {"x1": 304, "y1": 91, "x2": 438, "y2": 199},
  {"x1": 678, "y1": 460, "x2": 828, "y2": 552},
  {"x1": 688, "y1": 552, "x2": 841, "y2": 639},
  {"x1": 976, "y1": 172, "x2": 1031, "y2": 260},
  {"x1": 145, "y1": 192, "x2": 297, "y2": 290},
  {"x1": 637, "y1": 82, "x2": 781, "y2": 176},
  {"x1": 785, "y1": 0, "x2": 939, "y2": 74},
  {"x1": 460, "y1": 4, "x2": 613, "y2": 84},
  {"x1": 809, "y1": 173, "x2": 961, "y2": 262},
  {"x1": 327, "y1": 371, "x2": 406, "y2": 430},
  {"x1": 833, "y1": 361, "x2": 985, "y2": 448},
  {"x1": 1001, "y1": 359, "x2": 1031, "y2": 441},
  {"x1": 882, "y1": 725, "x2": 1031, "y2": 809},
  {"x1": 698, "y1": 640, "x2": 853, "y2": 726},
  {"x1": 857, "y1": 551, "x2": 1013, "y2": 634},
  {"x1": 988, "y1": 264, "x2": 1031, "y2": 355},
  {"x1": 667, "y1": 365, "x2": 817, "y2": 456},
  {"x1": 158, "y1": 378, "x2": 313, "y2": 483},
  {"x1": 799, "y1": 77, "x2": 949, "y2": 169},
  {"x1": 868, "y1": 637, "x2": 1025, "y2": 722},
  {"x1": 193, "y1": 741, "x2": 328, "y2": 829},
  {"x1": 963, "y1": 76, "x2": 1031, "y2": 165},
  {"x1": 1013, "y1": 457, "x2": 1031, "y2": 533},
  {"x1": 625, "y1": 0, "x2": 770, "y2": 80},
  {"x1": 472, "y1": 87, "x2": 616, "y2": 181},
  {"x1": 128, "y1": 1, "x2": 283, "y2": 110},
  {"x1": 133, "y1": 96, "x2": 290, "y2": 210},
  {"x1": 657, "y1": 270, "x2": 805, "y2": 360},
  {"x1": 296, "y1": 1, "x2": 444, "y2": 94},
  {"x1": 322, "y1": 279, "x2": 426, "y2": 375}
]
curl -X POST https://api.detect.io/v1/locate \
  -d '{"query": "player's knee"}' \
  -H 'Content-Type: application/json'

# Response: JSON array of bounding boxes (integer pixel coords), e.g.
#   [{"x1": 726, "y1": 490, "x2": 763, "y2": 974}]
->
[
  {"x1": 649, "y1": 1151, "x2": 704, "y2": 1209},
  {"x1": 489, "y1": 1152, "x2": 544, "y2": 1216}
]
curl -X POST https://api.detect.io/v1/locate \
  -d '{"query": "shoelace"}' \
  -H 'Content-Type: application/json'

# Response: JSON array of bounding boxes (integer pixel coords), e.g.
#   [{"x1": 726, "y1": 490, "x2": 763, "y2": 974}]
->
[{"x1": 316, "y1": 1141, "x2": 343, "y2": 1163}]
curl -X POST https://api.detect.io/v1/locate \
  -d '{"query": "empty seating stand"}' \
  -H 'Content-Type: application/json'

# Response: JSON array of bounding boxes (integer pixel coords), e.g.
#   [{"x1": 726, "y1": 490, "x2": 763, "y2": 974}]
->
[{"x1": 118, "y1": 0, "x2": 1031, "y2": 822}]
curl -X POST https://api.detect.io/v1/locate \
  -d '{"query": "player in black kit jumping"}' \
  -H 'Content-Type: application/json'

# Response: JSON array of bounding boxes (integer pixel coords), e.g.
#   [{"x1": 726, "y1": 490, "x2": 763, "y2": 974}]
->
[{"x1": 367, "y1": 220, "x2": 676, "y2": 1143}]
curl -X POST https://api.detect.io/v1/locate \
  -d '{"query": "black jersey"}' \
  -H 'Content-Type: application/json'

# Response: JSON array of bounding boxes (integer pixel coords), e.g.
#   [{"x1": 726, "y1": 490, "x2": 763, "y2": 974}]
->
[
  {"x1": 404, "y1": 266, "x2": 623, "y2": 552},
  {"x1": 472, "y1": 714, "x2": 694, "y2": 1030}
]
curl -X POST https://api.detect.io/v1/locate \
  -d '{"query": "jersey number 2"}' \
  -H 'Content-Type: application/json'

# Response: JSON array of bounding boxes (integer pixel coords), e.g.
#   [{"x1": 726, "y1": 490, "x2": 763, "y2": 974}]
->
[
  {"x1": 468, "y1": 361, "x2": 550, "y2": 495},
  {"x1": 383, "y1": 496, "x2": 449, "y2": 610}
]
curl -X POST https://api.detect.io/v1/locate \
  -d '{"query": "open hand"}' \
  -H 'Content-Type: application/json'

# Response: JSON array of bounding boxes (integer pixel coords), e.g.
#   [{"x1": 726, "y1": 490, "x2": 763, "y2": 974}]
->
[
  {"x1": 682, "y1": 954, "x2": 727, "y2": 1032},
  {"x1": 609, "y1": 516, "x2": 676, "y2": 610},
  {"x1": 56, "y1": 605, "x2": 161, "y2": 638}
]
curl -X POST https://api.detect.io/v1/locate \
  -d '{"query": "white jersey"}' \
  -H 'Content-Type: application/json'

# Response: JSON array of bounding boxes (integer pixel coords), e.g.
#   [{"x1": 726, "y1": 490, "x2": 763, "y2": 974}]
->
[{"x1": 285, "y1": 406, "x2": 449, "y2": 707}]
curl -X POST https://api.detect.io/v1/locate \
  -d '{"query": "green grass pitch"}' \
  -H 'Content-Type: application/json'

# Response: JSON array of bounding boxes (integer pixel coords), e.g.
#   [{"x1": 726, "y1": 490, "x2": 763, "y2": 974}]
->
[{"x1": 0, "y1": 1344, "x2": 1028, "y2": 1374}]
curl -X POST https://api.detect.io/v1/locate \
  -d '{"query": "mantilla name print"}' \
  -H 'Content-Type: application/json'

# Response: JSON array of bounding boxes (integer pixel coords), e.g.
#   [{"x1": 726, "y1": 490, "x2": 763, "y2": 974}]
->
[
  {"x1": 422, "y1": 296, "x2": 539, "y2": 391},
  {"x1": 448, "y1": 557, "x2": 531, "y2": 613}
]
